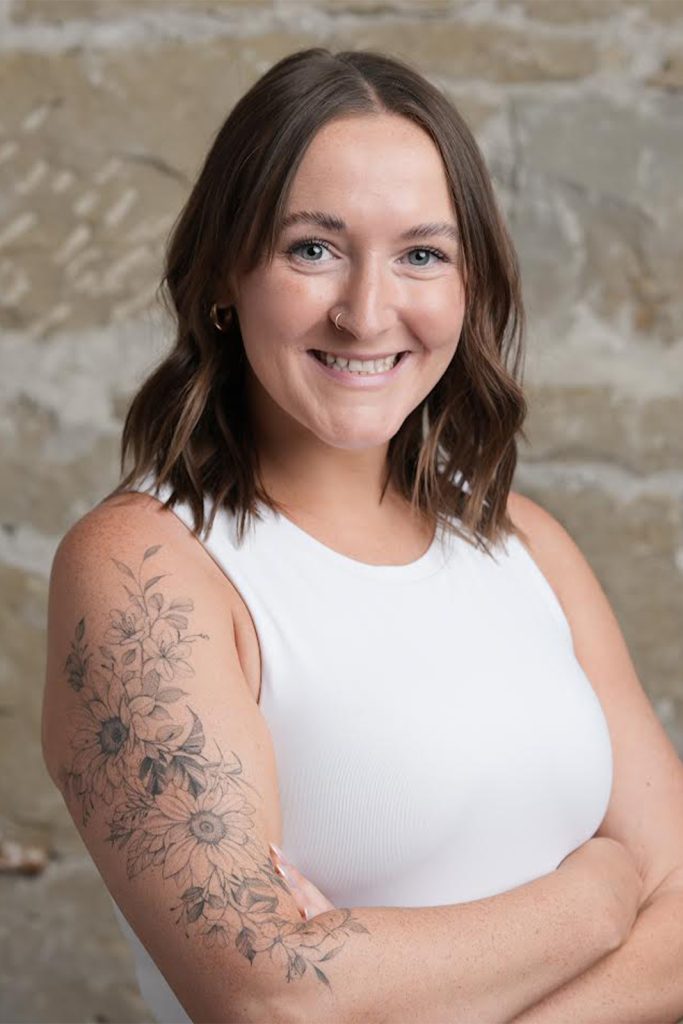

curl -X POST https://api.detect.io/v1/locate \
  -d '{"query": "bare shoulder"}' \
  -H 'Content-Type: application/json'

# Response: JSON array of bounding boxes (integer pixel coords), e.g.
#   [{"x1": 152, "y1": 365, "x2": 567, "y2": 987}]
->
[
  {"x1": 505, "y1": 488, "x2": 584, "y2": 612},
  {"x1": 59, "y1": 488, "x2": 198, "y2": 562},
  {"x1": 56, "y1": 488, "x2": 237, "y2": 606},
  {"x1": 42, "y1": 490, "x2": 246, "y2": 788},
  {"x1": 504, "y1": 486, "x2": 617, "y2": 642}
]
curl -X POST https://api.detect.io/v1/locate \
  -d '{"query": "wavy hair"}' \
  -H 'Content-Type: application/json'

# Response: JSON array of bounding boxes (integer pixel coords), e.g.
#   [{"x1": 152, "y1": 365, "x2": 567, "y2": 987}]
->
[{"x1": 110, "y1": 46, "x2": 528, "y2": 554}]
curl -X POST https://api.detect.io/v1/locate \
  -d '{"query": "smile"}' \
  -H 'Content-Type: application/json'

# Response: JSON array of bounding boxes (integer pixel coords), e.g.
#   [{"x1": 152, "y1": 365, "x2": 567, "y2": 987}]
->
[
  {"x1": 306, "y1": 348, "x2": 411, "y2": 388},
  {"x1": 310, "y1": 349, "x2": 406, "y2": 374}
]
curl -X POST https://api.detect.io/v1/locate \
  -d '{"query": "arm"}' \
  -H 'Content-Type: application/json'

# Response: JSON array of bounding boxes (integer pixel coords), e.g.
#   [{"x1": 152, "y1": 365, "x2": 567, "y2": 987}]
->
[
  {"x1": 42, "y1": 495, "x2": 619, "y2": 1024},
  {"x1": 509, "y1": 874, "x2": 683, "y2": 1024},
  {"x1": 505, "y1": 492, "x2": 683, "y2": 1024},
  {"x1": 286, "y1": 861, "x2": 620, "y2": 1024}
]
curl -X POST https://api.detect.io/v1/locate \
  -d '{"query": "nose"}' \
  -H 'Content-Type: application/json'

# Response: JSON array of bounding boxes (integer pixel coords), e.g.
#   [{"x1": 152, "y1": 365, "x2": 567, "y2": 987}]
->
[{"x1": 335, "y1": 253, "x2": 398, "y2": 341}]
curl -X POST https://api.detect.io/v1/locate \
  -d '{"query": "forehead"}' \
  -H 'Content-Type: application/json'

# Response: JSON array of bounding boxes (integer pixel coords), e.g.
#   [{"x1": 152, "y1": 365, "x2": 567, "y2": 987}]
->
[{"x1": 285, "y1": 114, "x2": 454, "y2": 220}]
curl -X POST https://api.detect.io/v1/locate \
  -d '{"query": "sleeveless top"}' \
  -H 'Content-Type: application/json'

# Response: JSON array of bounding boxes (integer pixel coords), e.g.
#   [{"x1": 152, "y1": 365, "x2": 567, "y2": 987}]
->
[{"x1": 108, "y1": 473, "x2": 613, "y2": 1023}]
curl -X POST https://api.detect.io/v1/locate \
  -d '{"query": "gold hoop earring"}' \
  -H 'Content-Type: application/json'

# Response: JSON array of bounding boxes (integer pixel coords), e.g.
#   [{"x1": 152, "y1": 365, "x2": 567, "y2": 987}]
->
[{"x1": 210, "y1": 303, "x2": 234, "y2": 332}]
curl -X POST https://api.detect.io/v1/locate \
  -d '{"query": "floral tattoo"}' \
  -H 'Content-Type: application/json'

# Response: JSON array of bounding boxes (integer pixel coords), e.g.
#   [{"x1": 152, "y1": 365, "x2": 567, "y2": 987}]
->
[{"x1": 59, "y1": 544, "x2": 368, "y2": 990}]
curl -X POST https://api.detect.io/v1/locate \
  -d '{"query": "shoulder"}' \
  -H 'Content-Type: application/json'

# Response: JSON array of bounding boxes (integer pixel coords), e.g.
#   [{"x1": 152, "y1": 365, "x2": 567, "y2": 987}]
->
[
  {"x1": 52, "y1": 489, "x2": 229, "y2": 598},
  {"x1": 43, "y1": 492, "x2": 243, "y2": 780},
  {"x1": 54, "y1": 491, "x2": 158, "y2": 560},
  {"x1": 506, "y1": 488, "x2": 571, "y2": 549},
  {"x1": 57, "y1": 489, "x2": 187, "y2": 556},
  {"x1": 505, "y1": 489, "x2": 587, "y2": 612}
]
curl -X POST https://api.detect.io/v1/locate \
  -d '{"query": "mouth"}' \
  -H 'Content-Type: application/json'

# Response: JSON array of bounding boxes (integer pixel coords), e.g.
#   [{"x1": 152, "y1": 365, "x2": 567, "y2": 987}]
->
[{"x1": 308, "y1": 349, "x2": 409, "y2": 375}]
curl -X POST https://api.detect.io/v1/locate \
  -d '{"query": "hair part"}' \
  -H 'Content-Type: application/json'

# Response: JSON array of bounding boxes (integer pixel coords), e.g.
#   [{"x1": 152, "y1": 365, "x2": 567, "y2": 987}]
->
[{"x1": 109, "y1": 46, "x2": 529, "y2": 556}]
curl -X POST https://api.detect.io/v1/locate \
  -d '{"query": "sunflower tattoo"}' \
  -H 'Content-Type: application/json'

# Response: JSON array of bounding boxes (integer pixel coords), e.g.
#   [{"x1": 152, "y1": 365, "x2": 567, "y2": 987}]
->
[{"x1": 59, "y1": 544, "x2": 368, "y2": 989}]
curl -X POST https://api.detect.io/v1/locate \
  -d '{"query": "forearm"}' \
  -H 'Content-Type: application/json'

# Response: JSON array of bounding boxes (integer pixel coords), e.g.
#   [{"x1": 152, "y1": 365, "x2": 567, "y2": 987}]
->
[
  {"x1": 272, "y1": 868, "x2": 617, "y2": 1024},
  {"x1": 508, "y1": 884, "x2": 683, "y2": 1024}
]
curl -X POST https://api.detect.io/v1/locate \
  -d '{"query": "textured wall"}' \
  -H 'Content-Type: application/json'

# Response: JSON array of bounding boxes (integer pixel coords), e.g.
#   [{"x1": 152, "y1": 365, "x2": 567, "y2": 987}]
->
[{"x1": 1, "y1": 1, "x2": 682, "y2": 1020}]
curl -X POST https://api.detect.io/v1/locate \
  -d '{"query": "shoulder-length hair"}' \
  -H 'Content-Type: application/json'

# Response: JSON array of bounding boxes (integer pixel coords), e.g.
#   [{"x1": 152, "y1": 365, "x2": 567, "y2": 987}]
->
[{"x1": 109, "y1": 46, "x2": 528, "y2": 555}]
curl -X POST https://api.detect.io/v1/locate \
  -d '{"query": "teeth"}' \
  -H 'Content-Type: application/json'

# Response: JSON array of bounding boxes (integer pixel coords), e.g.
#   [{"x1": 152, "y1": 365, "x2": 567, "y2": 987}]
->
[{"x1": 316, "y1": 351, "x2": 400, "y2": 374}]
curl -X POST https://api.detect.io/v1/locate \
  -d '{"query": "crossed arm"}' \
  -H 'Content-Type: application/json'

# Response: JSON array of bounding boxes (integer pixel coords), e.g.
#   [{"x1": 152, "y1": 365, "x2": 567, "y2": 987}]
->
[
  {"x1": 44, "y1": 491, "x2": 683, "y2": 1022},
  {"x1": 284, "y1": 494, "x2": 683, "y2": 1023},
  {"x1": 276, "y1": 491, "x2": 683, "y2": 1022},
  {"x1": 504, "y1": 493, "x2": 683, "y2": 1024},
  {"x1": 509, "y1": 872, "x2": 683, "y2": 1024}
]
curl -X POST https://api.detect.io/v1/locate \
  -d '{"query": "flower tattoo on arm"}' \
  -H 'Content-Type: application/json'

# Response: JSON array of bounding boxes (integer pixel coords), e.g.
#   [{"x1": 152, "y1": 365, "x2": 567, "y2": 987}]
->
[{"x1": 59, "y1": 544, "x2": 368, "y2": 989}]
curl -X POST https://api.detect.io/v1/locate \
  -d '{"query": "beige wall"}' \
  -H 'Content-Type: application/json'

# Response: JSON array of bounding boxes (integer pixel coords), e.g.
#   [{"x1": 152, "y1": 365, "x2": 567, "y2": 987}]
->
[{"x1": 1, "y1": 1, "x2": 681, "y2": 1020}]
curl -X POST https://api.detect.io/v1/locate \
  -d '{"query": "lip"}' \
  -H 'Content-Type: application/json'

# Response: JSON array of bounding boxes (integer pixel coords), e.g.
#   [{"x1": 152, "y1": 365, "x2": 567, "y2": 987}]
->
[
  {"x1": 308, "y1": 348, "x2": 408, "y2": 361},
  {"x1": 306, "y1": 349, "x2": 412, "y2": 388}
]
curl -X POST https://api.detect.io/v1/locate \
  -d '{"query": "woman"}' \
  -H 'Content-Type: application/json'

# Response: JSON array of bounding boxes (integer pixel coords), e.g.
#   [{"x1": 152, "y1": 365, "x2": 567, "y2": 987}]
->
[{"x1": 41, "y1": 47, "x2": 683, "y2": 1024}]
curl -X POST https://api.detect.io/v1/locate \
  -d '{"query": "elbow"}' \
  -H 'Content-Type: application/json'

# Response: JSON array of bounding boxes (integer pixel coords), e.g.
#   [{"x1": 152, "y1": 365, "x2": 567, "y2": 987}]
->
[
  {"x1": 252, "y1": 983, "x2": 327, "y2": 1024},
  {"x1": 248, "y1": 973, "x2": 344, "y2": 1024},
  {"x1": 187, "y1": 977, "x2": 312, "y2": 1024},
  {"x1": 213, "y1": 989, "x2": 307, "y2": 1024}
]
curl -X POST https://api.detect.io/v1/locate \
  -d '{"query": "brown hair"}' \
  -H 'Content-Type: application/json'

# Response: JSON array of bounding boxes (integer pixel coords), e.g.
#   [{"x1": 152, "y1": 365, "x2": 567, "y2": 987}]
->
[{"x1": 110, "y1": 46, "x2": 528, "y2": 555}]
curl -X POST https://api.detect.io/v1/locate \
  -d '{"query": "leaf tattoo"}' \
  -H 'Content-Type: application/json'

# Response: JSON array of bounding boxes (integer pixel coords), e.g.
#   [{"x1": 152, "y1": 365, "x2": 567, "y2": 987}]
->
[{"x1": 59, "y1": 545, "x2": 368, "y2": 991}]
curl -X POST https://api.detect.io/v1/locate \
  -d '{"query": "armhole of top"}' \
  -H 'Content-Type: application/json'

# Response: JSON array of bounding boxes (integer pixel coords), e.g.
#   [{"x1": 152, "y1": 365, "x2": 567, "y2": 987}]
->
[
  {"x1": 116, "y1": 484, "x2": 265, "y2": 706},
  {"x1": 509, "y1": 531, "x2": 574, "y2": 641},
  {"x1": 116, "y1": 483, "x2": 229, "y2": 593}
]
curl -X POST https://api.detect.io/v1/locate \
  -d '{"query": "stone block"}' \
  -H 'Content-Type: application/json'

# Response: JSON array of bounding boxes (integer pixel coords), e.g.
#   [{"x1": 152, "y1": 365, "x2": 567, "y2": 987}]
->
[
  {"x1": 509, "y1": 92, "x2": 683, "y2": 346},
  {"x1": 520, "y1": 0, "x2": 640, "y2": 22},
  {"x1": 8, "y1": 0, "x2": 271, "y2": 22},
  {"x1": 0, "y1": 32, "x2": 317, "y2": 338},
  {"x1": 0, "y1": 859, "x2": 147, "y2": 1023},
  {"x1": 341, "y1": 18, "x2": 616, "y2": 82},
  {"x1": 523, "y1": 384, "x2": 683, "y2": 475},
  {"x1": 646, "y1": 47, "x2": 683, "y2": 90},
  {"x1": 641, "y1": 0, "x2": 683, "y2": 26},
  {"x1": 520, "y1": 385, "x2": 679, "y2": 475},
  {"x1": 0, "y1": 564, "x2": 56, "y2": 842}
]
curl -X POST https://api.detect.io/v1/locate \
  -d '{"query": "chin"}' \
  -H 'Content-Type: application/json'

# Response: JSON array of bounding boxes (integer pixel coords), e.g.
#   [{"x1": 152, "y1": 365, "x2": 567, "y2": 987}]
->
[{"x1": 312, "y1": 426, "x2": 398, "y2": 451}]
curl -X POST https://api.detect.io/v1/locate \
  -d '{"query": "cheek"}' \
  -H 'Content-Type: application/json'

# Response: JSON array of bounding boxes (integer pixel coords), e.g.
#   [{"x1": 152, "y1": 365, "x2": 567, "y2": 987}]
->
[
  {"x1": 407, "y1": 308, "x2": 464, "y2": 359},
  {"x1": 242, "y1": 273, "x2": 329, "y2": 344},
  {"x1": 240, "y1": 282, "x2": 280, "y2": 330},
  {"x1": 407, "y1": 278, "x2": 465, "y2": 341}
]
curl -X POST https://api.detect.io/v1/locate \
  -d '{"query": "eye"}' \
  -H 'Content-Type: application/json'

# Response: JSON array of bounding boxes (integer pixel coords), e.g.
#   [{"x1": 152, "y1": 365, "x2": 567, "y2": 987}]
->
[
  {"x1": 405, "y1": 246, "x2": 449, "y2": 267},
  {"x1": 284, "y1": 237, "x2": 450, "y2": 268},
  {"x1": 284, "y1": 237, "x2": 334, "y2": 263}
]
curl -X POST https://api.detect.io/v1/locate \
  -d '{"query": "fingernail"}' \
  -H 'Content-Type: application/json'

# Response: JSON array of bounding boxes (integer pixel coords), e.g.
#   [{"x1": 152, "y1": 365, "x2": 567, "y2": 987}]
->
[
  {"x1": 280, "y1": 863, "x2": 297, "y2": 888},
  {"x1": 269, "y1": 843, "x2": 294, "y2": 885},
  {"x1": 269, "y1": 842, "x2": 287, "y2": 864}
]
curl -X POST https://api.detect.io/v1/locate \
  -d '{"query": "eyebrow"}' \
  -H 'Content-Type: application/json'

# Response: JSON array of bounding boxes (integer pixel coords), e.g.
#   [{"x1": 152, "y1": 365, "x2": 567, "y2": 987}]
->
[{"x1": 279, "y1": 209, "x2": 459, "y2": 244}]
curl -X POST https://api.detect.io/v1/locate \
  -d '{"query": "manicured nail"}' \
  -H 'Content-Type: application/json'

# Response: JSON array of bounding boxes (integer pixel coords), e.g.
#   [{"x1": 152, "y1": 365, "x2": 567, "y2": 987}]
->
[
  {"x1": 269, "y1": 842, "x2": 290, "y2": 875},
  {"x1": 269, "y1": 843, "x2": 294, "y2": 884},
  {"x1": 269, "y1": 842, "x2": 287, "y2": 864}
]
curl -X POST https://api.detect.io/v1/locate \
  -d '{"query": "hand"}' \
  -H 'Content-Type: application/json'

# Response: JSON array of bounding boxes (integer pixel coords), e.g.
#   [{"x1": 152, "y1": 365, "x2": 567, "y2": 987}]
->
[
  {"x1": 557, "y1": 836, "x2": 643, "y2": 947},
  {"x1": 269, "y1": 843, "x2": 337, "y2": 921}
]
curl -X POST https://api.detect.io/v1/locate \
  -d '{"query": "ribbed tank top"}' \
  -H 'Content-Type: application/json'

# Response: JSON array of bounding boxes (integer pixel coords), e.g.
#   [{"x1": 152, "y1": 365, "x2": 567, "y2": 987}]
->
[{"x1": 109, "y1": 474, "x2": 613, "y2": 1023}]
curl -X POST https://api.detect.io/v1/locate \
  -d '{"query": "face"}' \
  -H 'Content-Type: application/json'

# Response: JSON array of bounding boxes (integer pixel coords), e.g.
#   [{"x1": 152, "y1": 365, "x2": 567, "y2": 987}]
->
[{"x1": 230, "y1": 112, "x2": 466, "y2": 459}]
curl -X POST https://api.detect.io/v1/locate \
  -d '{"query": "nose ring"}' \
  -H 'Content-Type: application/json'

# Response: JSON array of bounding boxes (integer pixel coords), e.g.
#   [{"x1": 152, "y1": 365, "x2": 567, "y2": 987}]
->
[{"x1": 334, "y1": 312, "x2": 343, "y2": 331}]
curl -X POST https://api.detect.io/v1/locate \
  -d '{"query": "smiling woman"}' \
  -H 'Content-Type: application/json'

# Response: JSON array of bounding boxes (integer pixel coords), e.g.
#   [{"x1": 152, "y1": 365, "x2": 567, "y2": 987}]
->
[
  {"x1": 233, "y1": 112, "x2": 468, "y2": 443},
  {"x1": 109, "y1": 47, "x2": 527, "y2": 554},
  {"x1": 41, "y1": 45, "x2": 683, "y2": 1024}
]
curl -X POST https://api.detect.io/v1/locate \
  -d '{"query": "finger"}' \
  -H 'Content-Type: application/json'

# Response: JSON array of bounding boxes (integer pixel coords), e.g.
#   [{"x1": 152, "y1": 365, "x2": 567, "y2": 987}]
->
[
  {"x1": 268, "y1": 847, "x2": 309, "y2": 895},
  {"x1": 299, "y1": 875, "x2": 336, "y2": 913},
  {"x1": 269, "y1": 855, "x2": 308, "y2": 915},
  {"x1": 275, "y1": 858, "x2": 325, "y2": 903},
  {"x1": 268, "y1": 848, "x2": 335, "y2": 918},
  {"x1": 278, "y1": 863, "x2": 326, "y2": 916},
  {"x1": 275, "y1": 857, "x2": 307, "y2": 889}
]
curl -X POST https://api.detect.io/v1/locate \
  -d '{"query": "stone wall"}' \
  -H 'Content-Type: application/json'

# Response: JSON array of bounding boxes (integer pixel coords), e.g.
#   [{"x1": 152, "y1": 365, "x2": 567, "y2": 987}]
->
[{"x1": 1, "y1": 1, "x2": 681, "y2": 1020}]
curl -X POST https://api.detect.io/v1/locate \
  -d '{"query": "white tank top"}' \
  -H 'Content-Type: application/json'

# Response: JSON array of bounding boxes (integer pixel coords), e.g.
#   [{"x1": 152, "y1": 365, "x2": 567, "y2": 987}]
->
[{"x1": 109, "y1": 473, "x2": 613, "y2": 1023}]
